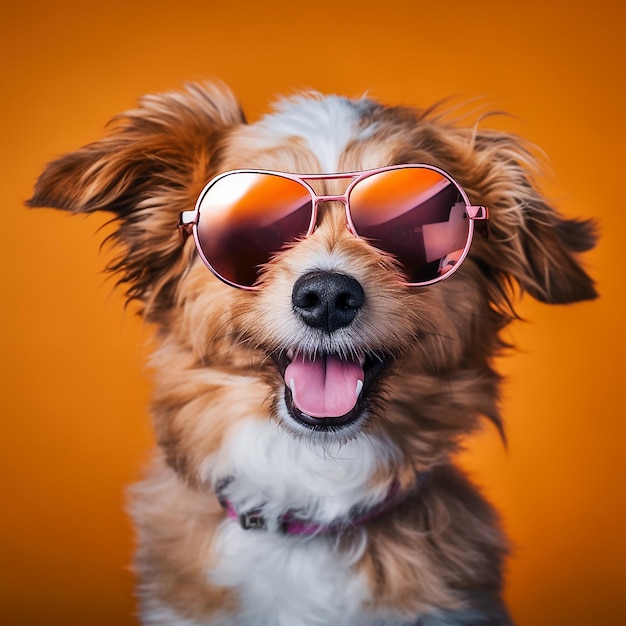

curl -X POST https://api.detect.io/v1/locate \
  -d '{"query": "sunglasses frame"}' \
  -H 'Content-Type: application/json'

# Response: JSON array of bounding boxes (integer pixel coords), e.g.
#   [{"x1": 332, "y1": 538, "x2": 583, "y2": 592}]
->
[{"x1": 179, "y1": 164, "x2": 488, "y2": 290}]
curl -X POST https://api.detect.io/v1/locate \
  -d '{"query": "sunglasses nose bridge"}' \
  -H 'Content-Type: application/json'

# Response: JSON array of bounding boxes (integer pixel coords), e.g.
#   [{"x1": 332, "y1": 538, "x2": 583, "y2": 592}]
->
[
  {"x1": 313, "y1": 193, "x2": 348, "y2": 203},
  {"x1": 311, "y1": 195, "x2": 353, "y2": 234}
]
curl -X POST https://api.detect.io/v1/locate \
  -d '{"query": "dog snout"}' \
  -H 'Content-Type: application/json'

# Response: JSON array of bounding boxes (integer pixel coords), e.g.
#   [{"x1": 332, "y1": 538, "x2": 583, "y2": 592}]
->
[{"x1": 292, "y1": 271, "x2": 364, "y2": 332}]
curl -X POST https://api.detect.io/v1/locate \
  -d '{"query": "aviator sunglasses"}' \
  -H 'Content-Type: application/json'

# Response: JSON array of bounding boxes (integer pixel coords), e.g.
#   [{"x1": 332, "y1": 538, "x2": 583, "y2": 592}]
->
[{"x1": 178, "y1": 164, "x2": 488, "y2": 290}]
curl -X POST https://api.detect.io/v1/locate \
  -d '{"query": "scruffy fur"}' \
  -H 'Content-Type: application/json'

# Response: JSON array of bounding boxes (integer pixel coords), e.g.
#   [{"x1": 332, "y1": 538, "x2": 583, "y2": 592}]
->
[{"x1": 29, "y1": 82, "x2": 597, "y2": 625}]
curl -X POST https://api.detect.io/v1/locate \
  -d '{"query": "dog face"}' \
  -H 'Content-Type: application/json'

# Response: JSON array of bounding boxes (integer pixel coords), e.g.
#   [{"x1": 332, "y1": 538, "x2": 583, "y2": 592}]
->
[{"x1": 28, "y1": 82, "x2": 597, "y2": 486}]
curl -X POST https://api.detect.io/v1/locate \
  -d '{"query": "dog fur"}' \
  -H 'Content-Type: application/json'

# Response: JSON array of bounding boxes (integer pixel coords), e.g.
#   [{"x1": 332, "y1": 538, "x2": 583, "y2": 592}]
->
[{"x1": 29, "y1": 82, "x2": 597, "y2": 625}]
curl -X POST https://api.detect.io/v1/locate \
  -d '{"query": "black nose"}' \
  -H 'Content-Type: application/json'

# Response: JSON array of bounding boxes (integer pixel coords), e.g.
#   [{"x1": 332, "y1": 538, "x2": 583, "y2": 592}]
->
[{"x1": 292, "y1": 271, "x2": 365, "y2": 332}]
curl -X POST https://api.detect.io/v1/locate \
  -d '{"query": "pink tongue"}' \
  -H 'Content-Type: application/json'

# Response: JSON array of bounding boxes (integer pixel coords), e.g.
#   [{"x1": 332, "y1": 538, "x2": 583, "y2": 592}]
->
[{"x1": 285, "y1": 355, "x2": 364, "y2": 418}]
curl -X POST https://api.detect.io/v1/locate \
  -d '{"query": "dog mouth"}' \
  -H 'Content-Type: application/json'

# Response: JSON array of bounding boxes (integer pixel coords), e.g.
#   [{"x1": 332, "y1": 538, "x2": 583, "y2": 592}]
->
[{"x1": 275, "y1": 350, "x2": 386, "y2": 430}]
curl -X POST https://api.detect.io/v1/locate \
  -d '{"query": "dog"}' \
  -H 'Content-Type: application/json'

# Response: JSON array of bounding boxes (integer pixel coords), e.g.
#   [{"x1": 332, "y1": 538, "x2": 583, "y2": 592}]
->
[{"x1": 28, "y1": 82, "x2": 597, "y2": 625}]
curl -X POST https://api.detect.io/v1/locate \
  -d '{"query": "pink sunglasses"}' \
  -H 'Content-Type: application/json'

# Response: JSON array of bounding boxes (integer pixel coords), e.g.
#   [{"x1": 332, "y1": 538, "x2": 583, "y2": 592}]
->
[{"x1": 178, "y1": 164, "x2": 488, "y2": 290}]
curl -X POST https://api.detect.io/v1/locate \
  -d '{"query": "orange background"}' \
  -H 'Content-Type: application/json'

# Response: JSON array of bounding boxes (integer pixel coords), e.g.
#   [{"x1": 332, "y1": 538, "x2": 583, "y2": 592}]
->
[{"x1": 2, "y1": 1, "x2": 624, "y2": 624}]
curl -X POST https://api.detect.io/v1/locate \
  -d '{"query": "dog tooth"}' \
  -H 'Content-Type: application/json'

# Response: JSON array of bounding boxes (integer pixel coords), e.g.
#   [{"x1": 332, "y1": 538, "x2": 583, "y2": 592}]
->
[
  {"x1": 287, "y1": 349, "x2": 295, "y2": 361},
  {"x1": 355, "y1": 380, "x2": 364, "y2": 398},
  {"x1": 289, "y1": 379, "x2": 296, "y2": 395}
]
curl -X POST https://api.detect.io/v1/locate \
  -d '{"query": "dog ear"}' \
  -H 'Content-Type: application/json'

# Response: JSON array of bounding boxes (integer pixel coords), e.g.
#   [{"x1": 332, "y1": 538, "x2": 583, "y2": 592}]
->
[
  {"x1": 469, "y1": 129, "x2": 598, "y2": 305},
  {"x1": 27, "y1": 82, "x2": 245, "y2": 320}
]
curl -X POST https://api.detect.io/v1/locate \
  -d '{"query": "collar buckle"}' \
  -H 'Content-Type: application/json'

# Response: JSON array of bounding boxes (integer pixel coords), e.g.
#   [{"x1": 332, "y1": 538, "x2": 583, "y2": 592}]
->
[{"x1": 239, "y1": 509, "x2": 266, "y2": 531}]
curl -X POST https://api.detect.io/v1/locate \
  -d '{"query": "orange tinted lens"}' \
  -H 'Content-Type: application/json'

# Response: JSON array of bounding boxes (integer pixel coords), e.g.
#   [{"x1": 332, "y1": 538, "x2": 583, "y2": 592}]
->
[
  {"x1": 196, "y1": 172, "x2": 313, "y2": 286},
  {"x1": 349, "y1": 168, "x2": 470, "y2": 283}
]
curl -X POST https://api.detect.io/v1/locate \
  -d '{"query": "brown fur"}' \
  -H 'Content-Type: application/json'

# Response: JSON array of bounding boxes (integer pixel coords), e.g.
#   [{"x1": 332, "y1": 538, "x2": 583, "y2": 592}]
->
[{"x1": 28, "y1": 81, "x2": 597, "y2": 624}]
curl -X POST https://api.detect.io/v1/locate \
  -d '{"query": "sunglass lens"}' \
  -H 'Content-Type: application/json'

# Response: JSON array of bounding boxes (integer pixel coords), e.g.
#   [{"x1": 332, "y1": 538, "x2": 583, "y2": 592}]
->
[
  {"x1": 196, "y1": 173, "x2": 313, "y2": 287},
  {"x1": 349, "y1": 168, "x2": 470, "y2": 284}
]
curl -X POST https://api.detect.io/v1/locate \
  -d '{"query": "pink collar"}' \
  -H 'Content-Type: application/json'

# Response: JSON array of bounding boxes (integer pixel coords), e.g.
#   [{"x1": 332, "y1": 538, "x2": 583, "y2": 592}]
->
[{"x1": 220, "y1": 477, "x2": 421, "y2": 536}]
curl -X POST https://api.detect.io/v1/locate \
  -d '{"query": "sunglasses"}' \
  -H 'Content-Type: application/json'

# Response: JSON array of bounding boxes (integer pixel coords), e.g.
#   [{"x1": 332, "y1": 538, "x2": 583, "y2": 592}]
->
[{"x1": 178, "y1": 164, "x2": 488, "y2": 290}]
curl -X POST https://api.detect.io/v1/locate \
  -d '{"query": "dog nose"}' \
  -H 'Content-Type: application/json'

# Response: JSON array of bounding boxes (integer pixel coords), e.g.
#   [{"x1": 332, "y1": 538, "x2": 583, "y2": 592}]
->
[{"x1": 292, "y1": 271, "x2": 364, "y2": 332}]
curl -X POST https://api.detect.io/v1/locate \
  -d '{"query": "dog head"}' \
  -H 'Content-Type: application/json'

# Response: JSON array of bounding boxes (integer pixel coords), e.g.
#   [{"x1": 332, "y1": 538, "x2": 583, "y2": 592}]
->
[{"x1": 28, "y1": 82, "x2": 597, "y2": 484}]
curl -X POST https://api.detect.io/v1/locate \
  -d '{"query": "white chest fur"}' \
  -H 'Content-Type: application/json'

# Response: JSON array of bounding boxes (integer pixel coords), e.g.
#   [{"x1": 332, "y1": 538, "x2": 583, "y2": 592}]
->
[
  {"x1": 211, "y1": 522, "x2": 374, "y2": 626},
  {"x1": 202, "y1": 419, "x2": 416, "y2": 625},
  {"x1": 208, "y1": 418, "x2": 399, "y2": 528},
  {"x1": 137, "y1": 418, "x2": 479, "y2": 625}
]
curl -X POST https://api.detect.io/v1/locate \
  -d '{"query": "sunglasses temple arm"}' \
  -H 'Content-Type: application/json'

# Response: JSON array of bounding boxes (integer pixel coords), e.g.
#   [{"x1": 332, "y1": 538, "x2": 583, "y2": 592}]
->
[
  {"x1": 178, "y1": 210, "x2": 197, "y2": 243},
  {"x1": 468, "y1": 205, "x2": 488, "y2": 220},
  {"x1": 468, "y1": 205, "x2": 489, "y2": 239}
]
